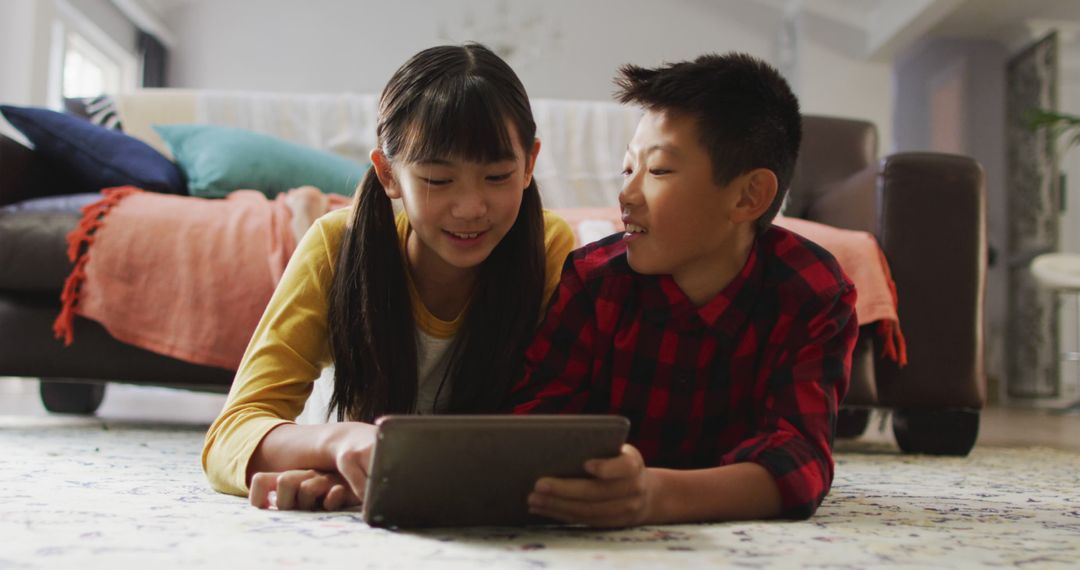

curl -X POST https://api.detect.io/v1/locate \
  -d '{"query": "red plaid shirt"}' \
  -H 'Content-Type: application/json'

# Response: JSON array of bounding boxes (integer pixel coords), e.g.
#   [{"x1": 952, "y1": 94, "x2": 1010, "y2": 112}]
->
[{"x1": 510, "y1": 226, "x2": 858, "y2": 519}]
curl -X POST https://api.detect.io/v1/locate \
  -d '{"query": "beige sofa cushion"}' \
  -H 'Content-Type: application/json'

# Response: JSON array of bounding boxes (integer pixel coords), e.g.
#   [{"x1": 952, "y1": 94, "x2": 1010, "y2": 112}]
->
[{"x1": 115, "y1": 89, "x2": 198, "y2": 159}]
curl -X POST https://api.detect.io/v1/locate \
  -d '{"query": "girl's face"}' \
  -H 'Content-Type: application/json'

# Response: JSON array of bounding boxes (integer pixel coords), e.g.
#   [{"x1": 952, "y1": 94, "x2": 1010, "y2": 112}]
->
[{"x1": 372, "y1": 121, "x2": 541, "y2": 277}]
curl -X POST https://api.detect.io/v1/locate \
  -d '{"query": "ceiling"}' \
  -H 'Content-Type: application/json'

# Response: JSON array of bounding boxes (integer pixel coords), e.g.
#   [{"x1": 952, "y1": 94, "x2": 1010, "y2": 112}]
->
[
  {"x1": 126, "y1": 0, "x2": 1080, "y2": 59},
  {"x1": 931, "y1": 0, "x2": 1080, "y2": 40}
]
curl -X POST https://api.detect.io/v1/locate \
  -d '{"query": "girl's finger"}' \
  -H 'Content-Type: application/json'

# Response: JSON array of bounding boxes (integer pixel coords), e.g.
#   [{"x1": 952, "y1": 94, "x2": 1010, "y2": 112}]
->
[
  {"x1": 249, "y1": 471, "x2": 280, "y2": 509},
  {"x1": 274, "y1": 470, "x2": 318, "y2": 511},
  {"x1": 296, "y1": 474, "x2": 334, "y2": 511},
  {"x1": 323, "y1": 484, "x2": 346, "y2": 511},
  {"x1": 336, "y1": 452, "x2": 371, "y2": 499}
]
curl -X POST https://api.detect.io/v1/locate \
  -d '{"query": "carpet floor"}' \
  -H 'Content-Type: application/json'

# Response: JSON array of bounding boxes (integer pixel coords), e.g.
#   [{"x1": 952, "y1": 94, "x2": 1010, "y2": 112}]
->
[{"x1": 1, "y1": 415, "x2": 1078, "y2": 569}]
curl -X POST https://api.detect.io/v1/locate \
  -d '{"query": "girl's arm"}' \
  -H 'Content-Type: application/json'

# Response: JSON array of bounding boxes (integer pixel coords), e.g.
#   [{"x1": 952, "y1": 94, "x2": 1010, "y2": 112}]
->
[
  {"x1": 202, "y1": 210, "x2": 353, "y2": 497},
  {"x1": 247, "y1": 421, "x2": 377, "y2": 498}
]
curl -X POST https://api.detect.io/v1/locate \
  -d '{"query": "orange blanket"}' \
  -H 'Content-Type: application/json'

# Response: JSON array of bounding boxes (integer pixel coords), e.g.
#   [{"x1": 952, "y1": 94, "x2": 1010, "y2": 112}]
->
[
  {"x1": 54, "y1": 187, "x2": 349, "y2": 370},
  {"x1": 551, "y1": 208, "x2": 907, "y2": 366},
  {"x1": 773, "y1": 215, "x2": 907, "y2": 366}
]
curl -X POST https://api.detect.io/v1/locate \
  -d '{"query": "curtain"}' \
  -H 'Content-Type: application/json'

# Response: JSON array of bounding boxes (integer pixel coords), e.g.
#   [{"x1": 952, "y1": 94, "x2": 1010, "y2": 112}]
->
[
  {"x1": 137, "y1": 31, "x2": 168, "y2": 88},
  {"x1": 1006, "y1": 31, "x2": 1061, "y2": 399}
]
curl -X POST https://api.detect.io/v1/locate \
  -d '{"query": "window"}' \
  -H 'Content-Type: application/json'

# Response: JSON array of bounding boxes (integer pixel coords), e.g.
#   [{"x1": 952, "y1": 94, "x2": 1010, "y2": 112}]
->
[
  {"x1": 63, "y1": 31, "x2": 122, "y2": 98},
  {"x1": 47, "y1": 0, "x2": 137, "y2": 109}
]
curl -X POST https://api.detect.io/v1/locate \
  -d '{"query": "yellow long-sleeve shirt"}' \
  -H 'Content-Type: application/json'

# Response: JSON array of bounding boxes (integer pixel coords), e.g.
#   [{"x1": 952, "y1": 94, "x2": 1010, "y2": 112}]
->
[{"x1": 202, "y1": 207, "x2": 575, "y2": 496}]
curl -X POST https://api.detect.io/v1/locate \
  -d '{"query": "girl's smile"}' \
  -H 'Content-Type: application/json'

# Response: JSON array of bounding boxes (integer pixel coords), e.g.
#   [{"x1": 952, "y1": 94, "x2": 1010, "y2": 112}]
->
[{"x1": 443, "y1": 228, "x2": 490, "y2": 247}]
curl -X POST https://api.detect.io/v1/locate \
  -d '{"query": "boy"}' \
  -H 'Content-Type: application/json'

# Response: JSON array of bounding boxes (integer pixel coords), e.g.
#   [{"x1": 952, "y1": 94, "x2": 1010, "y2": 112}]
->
[{"x1": 511, "y1": 53, "x2": 858, "y2": 526}]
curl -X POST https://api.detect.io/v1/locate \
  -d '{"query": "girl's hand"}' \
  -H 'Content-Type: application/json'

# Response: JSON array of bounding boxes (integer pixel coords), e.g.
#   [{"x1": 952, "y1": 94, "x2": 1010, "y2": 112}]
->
[
  {"x1": 326, "y1": 422, "x2": 379, "y2": 501},
  {"x1": 527, "y1": 444, "x2": 660, "y2": 528},
  {"x1": 249, "y1": 469, "x2": 362, "y2": 511}
]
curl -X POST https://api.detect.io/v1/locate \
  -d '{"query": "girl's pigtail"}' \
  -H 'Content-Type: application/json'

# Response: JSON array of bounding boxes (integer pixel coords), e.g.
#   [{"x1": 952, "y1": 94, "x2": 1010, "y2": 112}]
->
[{"x1": 328, "y1": 169, "x2": 417, "y2": 422}]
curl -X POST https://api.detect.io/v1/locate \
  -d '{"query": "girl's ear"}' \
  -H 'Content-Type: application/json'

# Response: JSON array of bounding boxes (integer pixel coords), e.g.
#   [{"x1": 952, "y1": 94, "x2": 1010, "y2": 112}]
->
[
  {"x1": 731, "y1": 168, "x2": 778, "y2": 224},
  {"x1": 370, "y1": 148, "x2": 401, "y2": 199},
  {"x1": 523, "y1": 138, "x2": 541, "y2": 188}
]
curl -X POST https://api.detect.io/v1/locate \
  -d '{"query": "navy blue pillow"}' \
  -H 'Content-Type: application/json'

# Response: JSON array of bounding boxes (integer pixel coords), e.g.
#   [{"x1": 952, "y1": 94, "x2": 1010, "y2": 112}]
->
[{"x1": 0, "y1": 105, "x2": 184, "y2": 195}]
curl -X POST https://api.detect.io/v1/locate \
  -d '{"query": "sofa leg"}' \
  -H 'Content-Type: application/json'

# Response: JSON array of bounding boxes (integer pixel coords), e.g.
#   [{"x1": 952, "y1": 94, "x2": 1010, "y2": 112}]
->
[
  {"x1": 39, "y1": 379, "x2": 106, "y2": 415},
  {"x1": 892, "y1": 409, "x2": 979, "y2": 456},
  {"x1": 835, "y1": 408, "x2": 871, "y2": 439}
]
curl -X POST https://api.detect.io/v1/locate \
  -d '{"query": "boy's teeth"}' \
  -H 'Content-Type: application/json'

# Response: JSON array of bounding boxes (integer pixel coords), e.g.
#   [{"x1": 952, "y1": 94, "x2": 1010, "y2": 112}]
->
[{"x1": 626, "y1": 224, "x2": 648, "y2": 234}]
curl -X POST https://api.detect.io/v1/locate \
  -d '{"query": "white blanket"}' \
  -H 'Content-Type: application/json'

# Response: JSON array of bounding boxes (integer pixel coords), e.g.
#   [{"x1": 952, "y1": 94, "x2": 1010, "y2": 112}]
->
[{"x1": 117, "y1": 89, "x2": 641, "y2": 208}]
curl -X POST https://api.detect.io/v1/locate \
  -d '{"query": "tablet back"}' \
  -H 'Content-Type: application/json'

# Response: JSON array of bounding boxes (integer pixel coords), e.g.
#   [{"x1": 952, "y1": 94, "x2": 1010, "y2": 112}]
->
[{"x1": 362, "y1": 415, "x2": 630, "y2": 528}]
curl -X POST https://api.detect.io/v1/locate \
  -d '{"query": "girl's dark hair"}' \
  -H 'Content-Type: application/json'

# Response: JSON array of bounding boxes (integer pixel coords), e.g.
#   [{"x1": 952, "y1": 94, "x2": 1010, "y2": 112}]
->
[
  {"x1": 615, "y1": 52, "x2": 802, "y2": 235},
  {"x1": 327, "y1": 43, "x2": 546, "y2": 422}
]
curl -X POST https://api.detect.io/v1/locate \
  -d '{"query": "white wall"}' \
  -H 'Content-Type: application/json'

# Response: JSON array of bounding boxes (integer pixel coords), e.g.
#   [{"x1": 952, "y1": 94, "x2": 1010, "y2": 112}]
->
[
  {"x1": 71, "y1": 0, "x2": 138, "y2": 53},
  {"x1": 1054, "y1": 42, "x2": 1080, "y2": 406},
  {"x1": 0, "y1": 0, "x2": 52, "y2": 106},
  {"x1": 160, "y1": 0, "x2": 893, "y2": 141},
  {"x1": 0, "y1": 0, "x2": 138, "y2": 139},
  {"x1": 800, "y1": 37, "x2": 895, "y2": 152},
  {"x1": 0, "y1": 0, "x2": 53, "y2": 140}
]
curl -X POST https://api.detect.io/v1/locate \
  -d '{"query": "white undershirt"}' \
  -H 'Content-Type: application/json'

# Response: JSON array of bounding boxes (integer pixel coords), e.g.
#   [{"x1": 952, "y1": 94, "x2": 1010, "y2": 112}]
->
[{"x1": 295, "y1": 328, "x2": 455, "y2": 424}]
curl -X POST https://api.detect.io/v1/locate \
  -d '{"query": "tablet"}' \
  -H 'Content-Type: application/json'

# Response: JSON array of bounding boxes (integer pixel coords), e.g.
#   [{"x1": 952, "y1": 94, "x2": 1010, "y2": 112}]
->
[{"x1": 361, "y1": 414, "x2": 630, "y2": 528}]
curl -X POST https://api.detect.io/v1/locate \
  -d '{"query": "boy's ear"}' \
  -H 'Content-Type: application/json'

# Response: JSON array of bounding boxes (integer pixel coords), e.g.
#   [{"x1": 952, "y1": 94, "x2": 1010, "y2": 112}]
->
[
  {"x1": 369, "y1": 148, "x2": 401, "y2": 199},
  {"x1": 524, "y1": 138, "x2": 541, "y2": 188},
  {"x1": 731, "y1": 168, "x2": 778, "y2": 224}
]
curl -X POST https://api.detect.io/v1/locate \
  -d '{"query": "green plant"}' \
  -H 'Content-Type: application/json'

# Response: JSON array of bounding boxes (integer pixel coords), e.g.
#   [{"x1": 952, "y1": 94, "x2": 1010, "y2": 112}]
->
[{"x1": 1027, "y1": 109, "x2": 1080, "y2": 151}]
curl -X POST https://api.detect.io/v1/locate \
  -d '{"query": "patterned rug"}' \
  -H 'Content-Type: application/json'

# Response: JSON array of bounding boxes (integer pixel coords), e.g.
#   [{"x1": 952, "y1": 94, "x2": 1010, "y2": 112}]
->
[{"x1": 1, "y1": 415, "x2": 1078, "y2": 569}]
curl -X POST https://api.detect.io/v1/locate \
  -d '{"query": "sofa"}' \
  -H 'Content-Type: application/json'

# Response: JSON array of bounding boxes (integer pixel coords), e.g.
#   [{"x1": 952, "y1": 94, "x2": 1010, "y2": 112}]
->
[
  {"x1": 0, "y1": 91, "x2": 986, "y2": 455},
  {"x1": 786, "y1": 117, "x2": 986, "y2": 455}
]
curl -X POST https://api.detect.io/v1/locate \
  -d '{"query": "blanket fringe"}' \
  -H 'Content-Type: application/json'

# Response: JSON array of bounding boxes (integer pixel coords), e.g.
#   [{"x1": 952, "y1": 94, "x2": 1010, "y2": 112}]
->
[
  {"x1": 52, "y1": 186, "x2": 142, "y2": 345},
  {"x1": 875, "y1": 247, "x2": 908, "y2": 367}
]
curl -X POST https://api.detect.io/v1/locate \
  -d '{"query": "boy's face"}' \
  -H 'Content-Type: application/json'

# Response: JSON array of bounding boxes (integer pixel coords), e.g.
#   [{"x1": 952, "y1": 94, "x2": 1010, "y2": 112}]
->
[{"x1": 619, "y1": 110, "x2": 753, "y2": 291}]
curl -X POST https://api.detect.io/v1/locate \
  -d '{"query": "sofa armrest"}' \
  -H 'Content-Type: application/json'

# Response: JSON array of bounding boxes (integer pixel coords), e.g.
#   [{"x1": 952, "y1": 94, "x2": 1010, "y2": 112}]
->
[
  {"x1": 873, "y1": 152, "x2": 986, "y2": 409},
  {"x1": 0, "y1": 133, "x2": 40, "y2": 206}
]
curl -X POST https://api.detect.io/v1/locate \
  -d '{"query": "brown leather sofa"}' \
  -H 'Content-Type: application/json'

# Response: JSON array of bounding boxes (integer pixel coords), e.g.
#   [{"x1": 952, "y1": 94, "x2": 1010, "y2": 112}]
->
[
  {"x1": 0, "y1": 133, "x2": 236, "y2": 403},
  {"x1": 0, "y1": 114, "x2": 986, "y2": 455},
  {"x1": 787, "y1": 116, "x2": 986, "y2": 455}
]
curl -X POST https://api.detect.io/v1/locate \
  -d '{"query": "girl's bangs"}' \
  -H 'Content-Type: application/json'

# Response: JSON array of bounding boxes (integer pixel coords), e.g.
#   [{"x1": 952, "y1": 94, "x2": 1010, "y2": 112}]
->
[{"x1": 399, "y1": 77, "x2": 522, "y2": 164}]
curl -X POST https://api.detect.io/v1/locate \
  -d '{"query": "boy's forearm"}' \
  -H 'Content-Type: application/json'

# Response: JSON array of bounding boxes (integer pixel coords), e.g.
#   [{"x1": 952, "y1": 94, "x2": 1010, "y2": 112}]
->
[{"x1": 648, "y1": 462, "x2": 783, "y2": 523}]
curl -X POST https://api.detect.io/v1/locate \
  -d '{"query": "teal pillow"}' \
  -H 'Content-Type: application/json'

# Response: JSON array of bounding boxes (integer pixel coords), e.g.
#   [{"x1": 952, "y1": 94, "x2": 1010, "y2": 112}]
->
[{"x1": 153, "y1": 124, "x2": 367, "y2": 198}]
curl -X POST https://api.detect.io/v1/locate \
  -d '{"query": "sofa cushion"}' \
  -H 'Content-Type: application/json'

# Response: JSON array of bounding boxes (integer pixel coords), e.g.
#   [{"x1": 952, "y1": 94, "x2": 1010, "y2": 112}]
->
[
  {"x1": 0, "y1": 210, "x2": 79, "y2": 292},
  {"x1": 0, "y1": 193, "x2": 102, "y2": 214},
  {"x1": 0, "y1": 105, "x2": 185, "y2": 195},
  {"x1": 63, "y1": 95, "x2": 123, "y2": 131},
  {"x1": 154, "y1": 124, "x2": 367, "y2": 199}
]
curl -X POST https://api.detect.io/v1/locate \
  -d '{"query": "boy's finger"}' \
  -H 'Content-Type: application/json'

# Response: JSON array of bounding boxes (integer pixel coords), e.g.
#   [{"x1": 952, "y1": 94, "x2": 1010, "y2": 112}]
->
[
  {"x1": 530, "y1": 494, "x2": 643, "y2": 527},
  {"x1": 585, "y1": 445, "x2": 642, "y2": 479},
  {"x1": 249, "y1": 472, "x2": 280, "y2": 509},
  {"x1": 533, "y1": 475, "x2": 643, "y2": 502}
]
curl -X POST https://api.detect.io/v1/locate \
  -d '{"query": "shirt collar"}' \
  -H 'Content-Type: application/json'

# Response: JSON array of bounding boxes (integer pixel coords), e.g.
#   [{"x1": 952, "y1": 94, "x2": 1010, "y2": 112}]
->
[{"x1": 639, "y1": 239, "x2": 762, "y2": 338}]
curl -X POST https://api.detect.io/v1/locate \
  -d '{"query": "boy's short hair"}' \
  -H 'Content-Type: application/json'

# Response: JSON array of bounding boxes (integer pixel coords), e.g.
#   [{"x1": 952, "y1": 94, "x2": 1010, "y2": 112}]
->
[{"x1": 615, "y1": 53, "x2": 802, "y2": 235}]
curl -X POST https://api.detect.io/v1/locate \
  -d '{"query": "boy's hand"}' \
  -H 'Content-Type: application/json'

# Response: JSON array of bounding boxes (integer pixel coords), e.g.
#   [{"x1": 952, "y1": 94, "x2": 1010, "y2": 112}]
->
[
  {"x1": 249, "y1": 469, "x2": 362, "y2": 511},
  {"x1": 527, "y1": 444, "x2": 659, "y2": 527}
]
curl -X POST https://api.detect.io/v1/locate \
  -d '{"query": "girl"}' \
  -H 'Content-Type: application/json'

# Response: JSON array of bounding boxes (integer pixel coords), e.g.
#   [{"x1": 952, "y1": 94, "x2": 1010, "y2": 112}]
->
[{"x1": 202, "y1": 44, "x2": 575, "y2": 511}]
